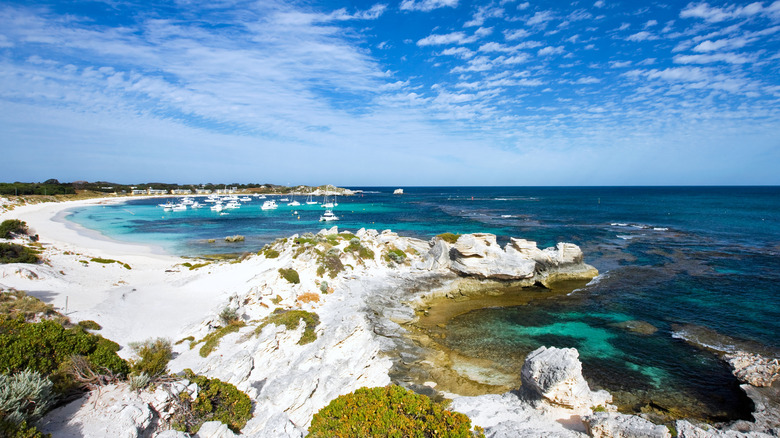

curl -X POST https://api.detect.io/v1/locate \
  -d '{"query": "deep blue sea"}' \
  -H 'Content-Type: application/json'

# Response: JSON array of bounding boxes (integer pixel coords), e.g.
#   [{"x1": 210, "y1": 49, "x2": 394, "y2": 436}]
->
[{"x1": 66, "y1": 187, "x2": 780, "y2": 420}]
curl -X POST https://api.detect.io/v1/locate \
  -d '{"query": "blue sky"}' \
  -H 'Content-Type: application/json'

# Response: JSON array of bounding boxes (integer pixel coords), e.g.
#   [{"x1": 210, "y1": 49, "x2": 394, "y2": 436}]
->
[{"x1": 0, "y1": 0, "x2": 778, "y2": 186}]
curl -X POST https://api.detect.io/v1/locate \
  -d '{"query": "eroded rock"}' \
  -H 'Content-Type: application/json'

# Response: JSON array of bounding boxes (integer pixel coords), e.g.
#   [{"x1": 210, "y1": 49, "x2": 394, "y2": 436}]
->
[{"x1": 583, "y1": 412, "x2": 670, "y2": 438}]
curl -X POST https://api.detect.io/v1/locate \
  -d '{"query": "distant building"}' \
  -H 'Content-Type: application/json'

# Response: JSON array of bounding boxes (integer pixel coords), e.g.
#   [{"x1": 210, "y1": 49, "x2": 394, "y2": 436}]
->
[
  {"x1": 147, "y1": 188, "x2": 168, "y2": 195},
  {"x1": 172, "y1": 189, "x2": 192, "y2": 194},
  {"x1": 196, "y1": 189, "x2": 212, "y2": 194},
  {"x1": 131, "y1": 190, "x2": 146, "y2": 195}
]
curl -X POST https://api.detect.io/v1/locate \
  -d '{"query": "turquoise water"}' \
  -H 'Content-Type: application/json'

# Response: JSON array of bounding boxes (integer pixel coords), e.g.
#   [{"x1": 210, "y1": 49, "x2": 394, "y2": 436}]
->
[{"x1": 67, "y1": 187, "x2": 780, "y2": 420}]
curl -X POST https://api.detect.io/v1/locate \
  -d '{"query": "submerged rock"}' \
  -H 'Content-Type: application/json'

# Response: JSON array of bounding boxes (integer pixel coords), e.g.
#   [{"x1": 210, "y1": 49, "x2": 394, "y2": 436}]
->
[
  {"x1": 520, "y1": 346, "x2": 612, "y2": 410},
  {"x1": 612, "y1": 320, "x2": 658, "y2": 335}
]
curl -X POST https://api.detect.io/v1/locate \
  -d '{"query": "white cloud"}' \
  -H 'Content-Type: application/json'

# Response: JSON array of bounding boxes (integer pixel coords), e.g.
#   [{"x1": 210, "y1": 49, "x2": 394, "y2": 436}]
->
[
  {"x1": 478, "y1": 42, "x2": 513, "y2": 52},
  {"x1": 465, "y1": 5, "x2": 504, "y2": 27},
  {"x1": 644, "y1": 19, "x2": 658, "y2": 28},
  {"x1": 441, "y1": 46, "x2": 474, "y2": 58},
  {"x1": 680, "y1": 2, "x2": 767, "y2": 23},
  {"x1": 693, "y1": 36, "x2": 750, "y2": 52},
  {"x1": 504, "y1": 28, "x2": 530, "y2": 40},
  {"x1": 594, "y1": 0, "x2": 605, "y2": 8},
  {"x1": 576, "y1": 76, "x2": 601, "y2": 84},
  {"x1": 517, "y1": 2, "x2": 530, "y2": 10},
  {"x1": 537, "y1": 45, "x2": 565, "y2": 56},
  {"x1": 674, "y1": 52, "x2": 754, "y2": 64},
  {"x1": 475, "y1": 27, "x2": 494, "y2": 37},
  {"x1": 326, "y1": 4, "x2": 388, "y2": 21},
  {"x1": 417, "y1": 31, "x2": 477, "y2": 46},
  {"x1": 400, "y1": 0, "x2": 458, "y2": 12},
  {"x1": 609, "y1": 60, "x2": 632, "y2": 68},
  {"x1": 626, "y1": 31, "x2": 658, "y2": 42},
  {"x1": 527, "y1": 11, "x2": 555, "y2": 26},
  {"x1": 618, "y1": 23, "x2": 630, "y2": 31}
]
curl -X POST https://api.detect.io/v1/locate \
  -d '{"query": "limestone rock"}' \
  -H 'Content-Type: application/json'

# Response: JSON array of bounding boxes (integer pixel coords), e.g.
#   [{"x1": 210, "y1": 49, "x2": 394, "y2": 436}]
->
[
  {"x1": 521, "y1": 346, "x2": 612, "y2": 409},
  {"x1": 675, "y1": 419, "x2": 775, "y2": 437},
  {"x1": 154, "y1": 431, "x2": 190, "y2": 438},
  {"x1": 39, "y1": 384, "x2": 155, "y2": 438},
  {"x1": 724, "y1": 352, "x2": 780, "y2": 387},
  {"x1": 194, "y1": 421, "x2": 237, "y2": 438},
  {"x1": 449, "y1": 233, "x2": 537, "y2": 280},
  {"x1": 583, "y1": 412, "x2": 670, "y2": 438}
]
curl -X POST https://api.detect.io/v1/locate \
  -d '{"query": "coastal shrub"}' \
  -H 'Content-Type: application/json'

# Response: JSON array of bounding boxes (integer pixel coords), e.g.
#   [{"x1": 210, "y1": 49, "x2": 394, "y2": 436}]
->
[
  {"x1": 0, "y1": 220, "x2": 28, "y2": 239},
  {"x1": 436, "y1": 233, "x2": 461, "y2": 244},
  {"x1": 175, "y1": 336, "x2": 195, "y2": 346},
  {"x1": 0, "y1": 370, "x2": 55, "y2": 426},
  {"x1": 219, "y1": 307, "x2": 240, "y2": 326},
  {"x1": 77, "y1": 320, "x2": 102, "y2": 330},
  {"x1": 344, "y1": 239, "x2": 374, "y2": 260},
  {"x1": 256, "y1": 309, "x2": 320, "y2": 345},
  {"x1": 174, "y1": 369, "x2": 252, "y2": 434},
  {"x1": 279, "y1": 268, "x2": 300, "y2": 284},
  {"x1": 89, "y1": 258, "x2": 131, "y2": 270},
  {"x1": 271, "y1": 295, "x2": 283, "y2": 305},
  {"x1": 384, "y1": 248, "x2": 407, "y2": 264},
  {"x1": 319, "y1": 281, "x2": 329, "y2": 294},
  {"x1": 316, "y1": 248, "x2": 343, "y2": 279},
  {"x1": 129, "y1": 338, "x2": 172, "y2": 377},
  {"x1": 0, "y1": 243, "x2": 39, "y2": 264},
  {"x1": 0, "y1": 419, "x2": 49, "y2": 438},
  {"x1": 307, "y1": 385, "x2": 484, "y2": 438},
  {"x1": 261, "y1": 246, "x2": 280, "y2": 259},
  {"x1": 0, "y1": 290, "x2": 57, "y2": 321},
  {"x1": 0, "y1": 317, "x2": 130, "y2": 386},
  {"x1": 197, "y1": 321, "x2": 246, "y2": 358},
  {"x1": 128, "y1": 372, "x2": 151, "y2": 391}
]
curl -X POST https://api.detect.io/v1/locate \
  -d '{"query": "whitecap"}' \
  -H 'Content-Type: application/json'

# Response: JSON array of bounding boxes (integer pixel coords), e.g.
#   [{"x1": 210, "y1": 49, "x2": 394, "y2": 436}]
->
[
  {"x1": 500, "y1": 215, "x2": 514, "y2": 218},
  {"x1": 653, "y1": 227, "x2": 669, "y2": 231}
]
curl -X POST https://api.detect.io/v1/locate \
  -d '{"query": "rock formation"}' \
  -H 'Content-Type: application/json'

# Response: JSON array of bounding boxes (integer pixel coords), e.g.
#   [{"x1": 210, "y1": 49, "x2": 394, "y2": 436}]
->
[
  {"x1": 417, "y1": 233, "x2": 598, "y2": 285},
  {"x1": 583, "y1": 412, "x2": 671, "y2": 438},
  {"x1": 520, "y1": 346, "x2": 612, "y2": 410}
]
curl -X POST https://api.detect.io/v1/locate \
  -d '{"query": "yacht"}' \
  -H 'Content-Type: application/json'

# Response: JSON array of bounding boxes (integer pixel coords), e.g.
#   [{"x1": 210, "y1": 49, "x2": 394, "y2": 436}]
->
[
  {"x1": 225, "y1": 201, "x2": 241, "y2": 209},
  {"x1": 210, "y1": 203, "x2": 224, "y2": 212},
  {"x1": 319, "y1": 210, "x2": 339, "y2": 221},
  {"x1": 239, "y1": 196, "x2": 252, "y2": 202},
  {"x1": 158, "y1": 201, "x2": 175, "y2": 208},
  {"x1": 190, "y1": 202, "x2": 202, "y2": 209},
  {"x1": 172, "y1": 204, "x2": 187, "y2": 212},
  {"x1": 261, "y1": 200, "x2": 278, "y2": 210}
]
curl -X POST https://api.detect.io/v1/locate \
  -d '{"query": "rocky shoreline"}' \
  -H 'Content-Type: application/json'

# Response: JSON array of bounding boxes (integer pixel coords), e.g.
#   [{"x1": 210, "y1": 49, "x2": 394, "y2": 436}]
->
[{"x1": 2, "y1": 208, "x2": 777, "y2": 437}]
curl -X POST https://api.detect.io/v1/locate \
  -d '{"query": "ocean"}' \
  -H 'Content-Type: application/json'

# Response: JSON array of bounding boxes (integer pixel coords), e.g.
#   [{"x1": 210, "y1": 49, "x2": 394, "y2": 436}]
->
[{"x1": 66, "y1": 186, "x2": 780, "y2": 420}]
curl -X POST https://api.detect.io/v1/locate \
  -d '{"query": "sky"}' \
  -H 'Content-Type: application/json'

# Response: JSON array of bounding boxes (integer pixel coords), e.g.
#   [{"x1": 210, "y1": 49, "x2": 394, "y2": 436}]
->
[{"x1": 0, "y1": 0, "x2": 779, "y2": 186}]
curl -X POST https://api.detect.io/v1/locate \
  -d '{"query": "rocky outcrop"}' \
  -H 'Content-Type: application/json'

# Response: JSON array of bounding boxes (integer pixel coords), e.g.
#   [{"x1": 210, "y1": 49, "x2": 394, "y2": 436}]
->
[
  {"x1": 521, "y1": 346, "x2": 612, "y2": 410},
  {"x1": 583, "y1": 412, "x2": 671, "y2": 438},
  {"x1": 417, "y1": 234, "x2": 598, "y2": 285},
  {"x1": 724, "y1": 352, "x2": 780, "y2": 387}
]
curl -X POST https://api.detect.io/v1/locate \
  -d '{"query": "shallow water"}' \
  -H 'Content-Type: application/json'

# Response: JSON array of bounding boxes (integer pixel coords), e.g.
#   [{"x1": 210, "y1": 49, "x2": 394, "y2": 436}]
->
[{"x1": 67, "y1": 187, "x2": 780, "y2": 420}]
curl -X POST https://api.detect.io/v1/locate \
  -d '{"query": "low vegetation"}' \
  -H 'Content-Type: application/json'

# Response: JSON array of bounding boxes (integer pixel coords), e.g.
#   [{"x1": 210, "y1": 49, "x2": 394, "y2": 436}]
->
[
  {"x1": 0, "y1": 290, "x2": 59, "y2": 322},
  {"x1": 307, "y1": 385, "x2": 484, "y2": 438},
  {"x1": 279, "y1": 268, "x2": 300, "y2": 284},
  {"x1": 297, "y1": 292, "x2": 320, "y2": 304},
  {"x1": 181, "y1": 261, "x2": 210, "y2": 270},
  {"x1": 89, "y1": 257, "x2": 131, "y2": 270},
  {"x1": 129, "y1": 338, "x2": 172, "y2": 378},
  {"x1": 77, "y1": 320, "x2": 102, "y2": 330},
  {"x1": 316, "y1": 248, "x2": 343, "y2": 279},
  {"x1": 0, "y1": 243, "x2": 40, "y2": 264},
  {"x1": 260, "y1": 246, "x2": 280, "y2": 258},
  {"x1": 0, "y1": 370, "x2": 55, "y2": 434},
  {"x1": 173, "y1": 369, "x2": 252, "y2": 434},
  {"x1": 344, "y1": 238, "x2": 374, "y2": 260},
  {"x1": 436, "y1": 233, "x2": 461, "y2": 244},
  {"x1": 256, "y1": 309, "x2": 320, "y2": 345},
  {"x1": 0, "y1": 220, "x2": 29, "y2": 239},
  {"x1": 196, "y1": 321, "x2": 246, "y2": 358},
  {"x1": 384, "y1": 247, "x2": 407, "y2": 264}
]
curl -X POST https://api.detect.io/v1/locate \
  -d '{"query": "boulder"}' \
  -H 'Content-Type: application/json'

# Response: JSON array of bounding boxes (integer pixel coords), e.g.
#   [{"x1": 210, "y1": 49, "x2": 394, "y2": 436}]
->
[
  {"x1": 583, "y1": 412, "x2": 670, "y2": 438},
  {"x1": 449, "y1": 234, "x2": 537, "y2": 280},
  {"x1": 521, "y1": 346, "x2": 612, "y2": 409},
  {"x1": 194, "y1": 421, "x2": 238, "y2": 438}
]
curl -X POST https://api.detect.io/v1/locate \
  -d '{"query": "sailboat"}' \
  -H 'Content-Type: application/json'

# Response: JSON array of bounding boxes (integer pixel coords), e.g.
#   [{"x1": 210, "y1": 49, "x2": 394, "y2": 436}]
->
[
  {"x1": 306, "y1": 191, "x2": 318, "y2": 205},
  {"x1": 287, "y1": 194, "x2": 300, "y2": 206}
]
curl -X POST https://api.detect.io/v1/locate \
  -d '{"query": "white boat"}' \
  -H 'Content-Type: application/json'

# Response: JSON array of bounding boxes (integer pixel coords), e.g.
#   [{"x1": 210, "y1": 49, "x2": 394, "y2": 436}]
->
[
  {"x1": 204, "y1": 196, "x2": 220, "y2": 203},
  {"x1": 280, "y1": 197, "x2": 290, "y2": 202},
  {"x1": 319, "y1": 210, "x2": 339, "y2": 221},
  {"x1": 180, "y1": 197, "x2": 195, "y2": 205},
  {"x1": 287, "y1": 195, "x2": 300, "y2": 206},
  {"x1": 261, "y1": 200, "x2": 278, "y2": 210},
  {"x1": 211, "y1": 204, "x2": 224, "y2": 212},
  {"x1": 225, "y1": 201, "x2": 241, "y2": 209},
  {"x1": 257, "y1": 195, "x2": 267, "y2": 199},
  {"x1": 190, "y1": 202, "x2": 202, "y2": 209},
  {"x1": 239, "y1": 197, "x2": 252, "y2": 202},
  {"x1": 306, "y1": 192, "x2": 318, "y2": 205},
  {"x1": 158, "y1": 201, "x2": 175, "y2": 208},
  {"x1": 172, "y1": 204, "x2": 187, "y2": 212}
]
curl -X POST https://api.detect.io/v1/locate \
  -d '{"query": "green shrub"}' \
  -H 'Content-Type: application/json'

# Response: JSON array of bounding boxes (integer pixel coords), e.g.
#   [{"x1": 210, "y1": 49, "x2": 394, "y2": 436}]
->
[
  {"x1": 0, "y1": 370, "x2": 55, "y2": 426},
  {"x1": 197, "y1": 321, "x2": 246, "y2": 358},
  {"x1": 384, "y1": 248, "x2": 407, "y2": 264},
  {"x1": 0, "y1": 291, "x2": 57, "y2": 321},
  {"x1": 256, "y1": 309, "x2": 319, "y2": 345},
  {"x1": 0, "y1": 419, "x2": 50, "y2": 438},
  {"x1": 129, "y1": 338, "x2": 172, "y2": 377},
  {"x1": 279, "y1": 268, "x2": 300, "y2": 284},
  {"x1": 344, "y1": 239, "x2": 374, "y2": 260},
  {"x1": 0, "y1": 317, "x2": 130, "y2": 382},
  {"x1": 0, "y1": 220, "x2": 28, "y2": 239},
  {"x1": 77, "y1": 320, "x2": 101, "y2": 330},
  {"x1": 261, "y1": 246, "x2": 280, "y2": 259},
  {"x1": 307, "y1": 385, "x2": 483, "y2": 438},
  {"x1": 174, "y1": 369, "x2": 252, "y2": 434},
  {"x1": 316, "y1": 248, "x2": 343, "y2": 279},
  {"x1": 218, "y1": 308, "x2": 240, "y2": 326},
  {"x1": 128, "y1": 372, "x2": 151, "y2": 391},
  {"x1": 436, "y1": 233, "x2": 461, "y2": 244},
  {"x1": 0, "y1": 244, "x2": 39, "y2": 264}
]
